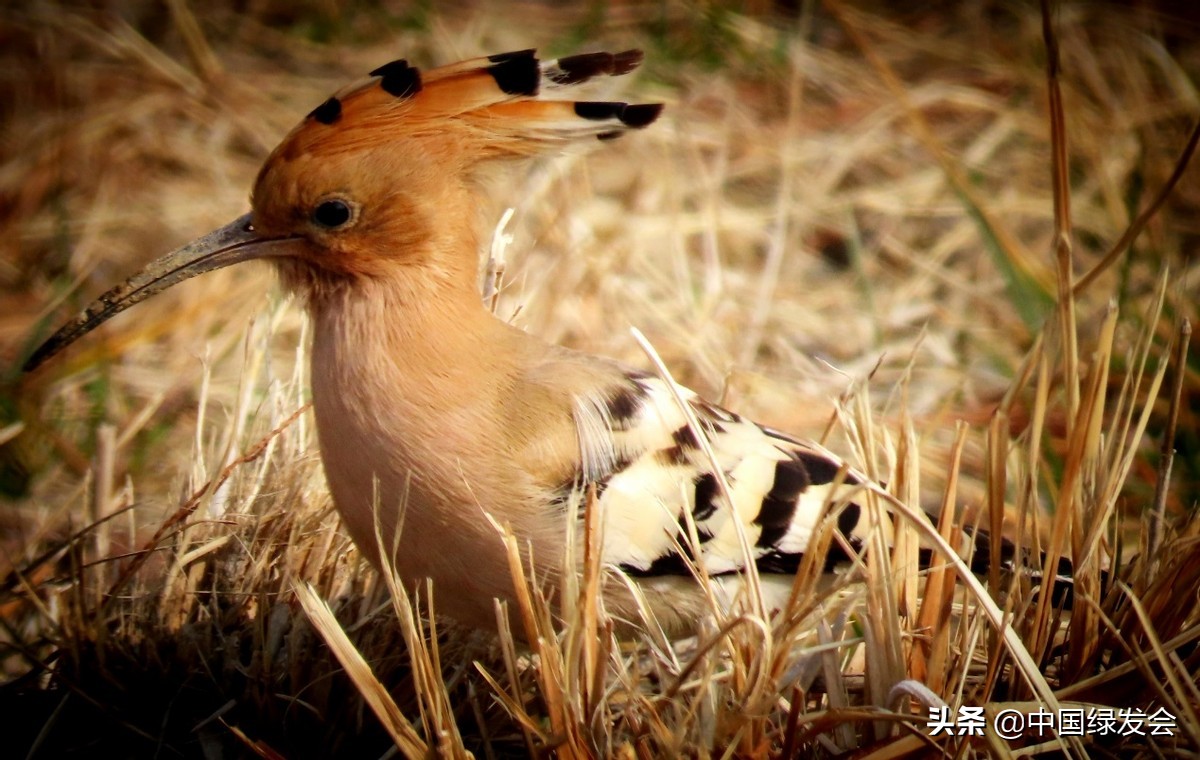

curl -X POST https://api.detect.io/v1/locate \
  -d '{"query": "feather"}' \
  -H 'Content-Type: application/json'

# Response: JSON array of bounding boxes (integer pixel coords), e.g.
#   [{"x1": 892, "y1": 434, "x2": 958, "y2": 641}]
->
[
  {"x1": 275, "y1": 48, "x2": 660, "y2": 163},
  {"x1": 561, "y1": 373, "x2": 865, "y2": 578}
]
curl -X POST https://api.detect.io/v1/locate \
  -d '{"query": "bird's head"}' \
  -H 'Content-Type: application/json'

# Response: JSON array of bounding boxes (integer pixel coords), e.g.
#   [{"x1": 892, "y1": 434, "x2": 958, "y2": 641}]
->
[{"x1": 24, "y1": 49, "x2": 661, "y2": 371}]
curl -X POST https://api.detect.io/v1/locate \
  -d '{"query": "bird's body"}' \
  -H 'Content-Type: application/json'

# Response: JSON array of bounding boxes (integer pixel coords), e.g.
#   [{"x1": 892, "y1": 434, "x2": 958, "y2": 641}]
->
[
  {"x1": 29, "y1": 49, "x2": 882, "y2": 635},
  {"x1": 305, "y1": 271, "x2": 863, "y2": 631}
]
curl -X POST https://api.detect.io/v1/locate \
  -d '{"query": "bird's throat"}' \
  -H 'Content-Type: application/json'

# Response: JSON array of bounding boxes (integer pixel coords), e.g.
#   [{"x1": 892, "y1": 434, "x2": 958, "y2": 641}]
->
[{"x1": 304, "y1": 269, "x2": 524, "y2": 617}]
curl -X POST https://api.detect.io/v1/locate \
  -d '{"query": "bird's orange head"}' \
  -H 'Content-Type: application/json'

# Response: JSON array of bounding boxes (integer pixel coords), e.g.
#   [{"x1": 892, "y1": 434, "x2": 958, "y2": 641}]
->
[{"x1": 25, "y1": 49, "x2": 661, "y2": 370}]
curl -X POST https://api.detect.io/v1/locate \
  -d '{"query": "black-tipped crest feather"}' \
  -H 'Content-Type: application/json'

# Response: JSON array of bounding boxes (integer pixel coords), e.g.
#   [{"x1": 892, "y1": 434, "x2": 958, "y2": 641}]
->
[{"x1": 369, "y1": 59, "x2": 422, "y2": 98}]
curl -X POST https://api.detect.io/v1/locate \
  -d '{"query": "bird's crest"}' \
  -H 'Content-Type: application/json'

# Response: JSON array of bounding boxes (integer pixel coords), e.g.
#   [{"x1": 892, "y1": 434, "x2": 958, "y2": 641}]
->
[{"x1": 272, "y1": 49, "x2": 661, "y2": 163}]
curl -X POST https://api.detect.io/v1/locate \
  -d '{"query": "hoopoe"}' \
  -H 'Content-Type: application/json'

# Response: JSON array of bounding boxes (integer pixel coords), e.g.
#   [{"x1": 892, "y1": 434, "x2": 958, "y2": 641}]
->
[{"x1": 26, "y1": 49, "x2": 954, "y2": 634}]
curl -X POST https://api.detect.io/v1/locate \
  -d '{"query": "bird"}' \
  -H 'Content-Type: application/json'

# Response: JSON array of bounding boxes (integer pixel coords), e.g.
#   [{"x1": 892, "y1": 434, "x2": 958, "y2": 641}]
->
[{"x1": 25, "y1": 48, "x2": 948, "y2": 635}]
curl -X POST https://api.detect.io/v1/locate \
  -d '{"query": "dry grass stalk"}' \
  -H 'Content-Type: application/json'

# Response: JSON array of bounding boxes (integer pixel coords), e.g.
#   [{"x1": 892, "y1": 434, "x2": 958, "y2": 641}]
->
[{"x1": 293, "y1": 581, "x2": 427, "y2": 758}]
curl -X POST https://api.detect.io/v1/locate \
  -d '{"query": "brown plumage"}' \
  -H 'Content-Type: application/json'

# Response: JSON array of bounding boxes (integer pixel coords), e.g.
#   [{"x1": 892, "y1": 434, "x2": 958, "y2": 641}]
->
[{"x1": 25, "y1": 48, "x2": 964, "y2": 635}]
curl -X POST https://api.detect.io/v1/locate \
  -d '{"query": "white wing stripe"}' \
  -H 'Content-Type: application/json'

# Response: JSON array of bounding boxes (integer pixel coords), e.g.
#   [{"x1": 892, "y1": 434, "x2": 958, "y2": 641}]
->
[{"x1": 573, "y1": 374, "x2": 860, "y2": 577}]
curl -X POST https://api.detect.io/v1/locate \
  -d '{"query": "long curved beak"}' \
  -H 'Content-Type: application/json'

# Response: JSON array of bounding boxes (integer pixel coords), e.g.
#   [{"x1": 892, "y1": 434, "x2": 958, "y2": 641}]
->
[{"x1": 24, "y1": 213, "x2": 295, "y2": 372}]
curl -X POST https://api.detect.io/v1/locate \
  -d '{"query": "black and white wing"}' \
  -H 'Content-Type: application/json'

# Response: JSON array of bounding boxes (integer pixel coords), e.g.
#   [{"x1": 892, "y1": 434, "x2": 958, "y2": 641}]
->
[{"x1": 568, "y1": 372, "x2": 869, "y2": 578}]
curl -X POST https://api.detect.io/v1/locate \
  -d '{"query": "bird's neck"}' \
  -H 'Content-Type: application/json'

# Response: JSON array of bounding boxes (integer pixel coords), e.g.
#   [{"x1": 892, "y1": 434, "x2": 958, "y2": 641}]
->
[
  {"x1": 303, "y1": 267, "x2": 531, "y2": 618},
  {"x1": 307, "y1": 268, "x2": 516, "y2": 417}
]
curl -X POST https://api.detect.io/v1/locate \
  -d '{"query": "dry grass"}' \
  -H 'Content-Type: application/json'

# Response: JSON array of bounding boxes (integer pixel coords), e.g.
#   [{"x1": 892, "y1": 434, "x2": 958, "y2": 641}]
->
[{"x1": 2, "y1": 1, "x2": 1199, "y2": 757}]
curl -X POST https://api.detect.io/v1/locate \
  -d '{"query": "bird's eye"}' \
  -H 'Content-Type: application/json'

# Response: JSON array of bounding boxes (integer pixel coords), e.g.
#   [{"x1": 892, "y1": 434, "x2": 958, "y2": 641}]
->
[{"x1": 312, "y1": 199, "x2": 353, "y2": 229}]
